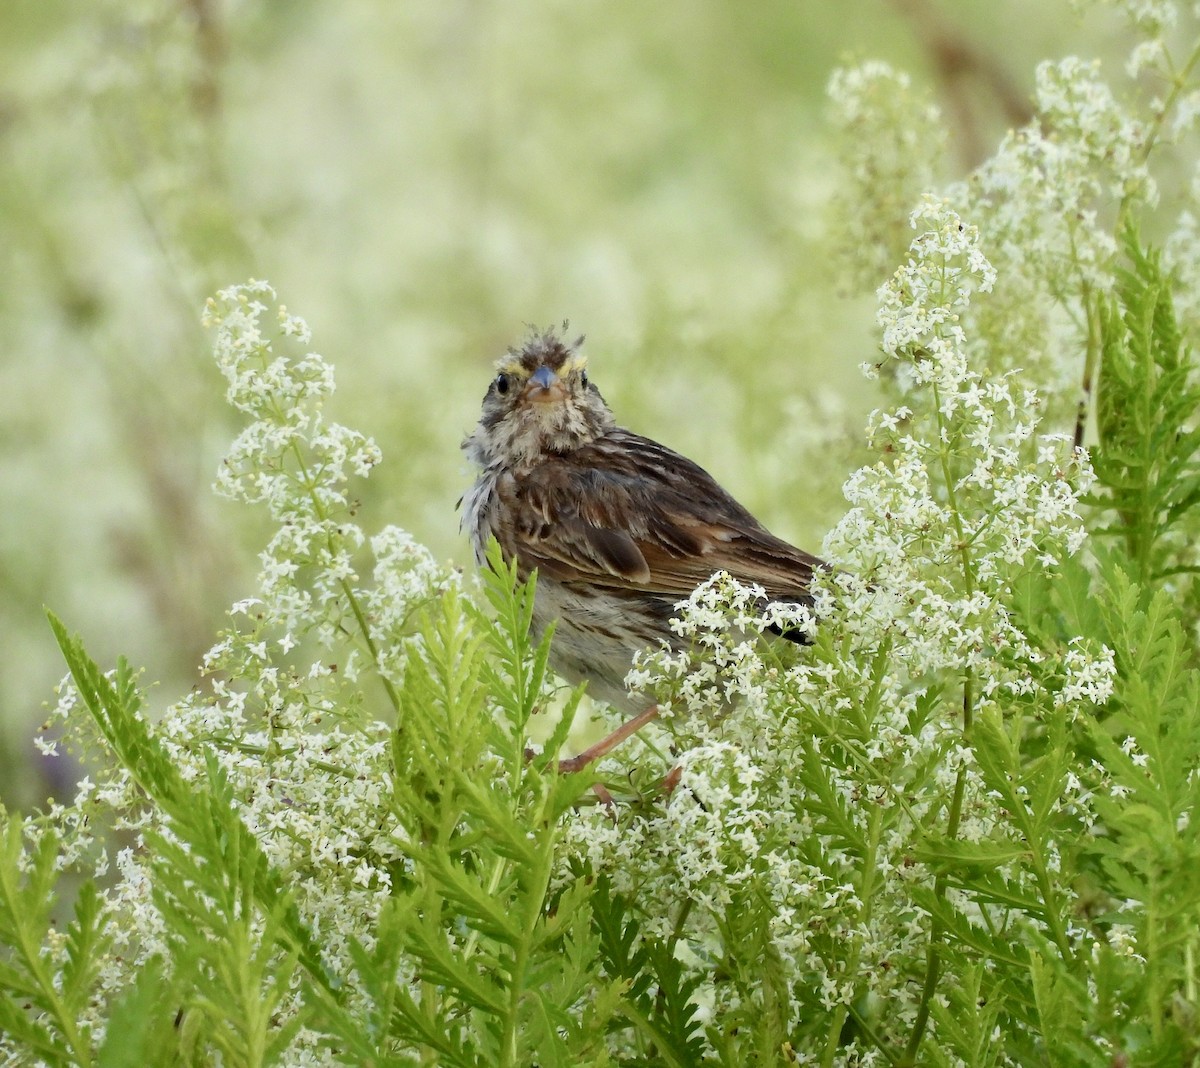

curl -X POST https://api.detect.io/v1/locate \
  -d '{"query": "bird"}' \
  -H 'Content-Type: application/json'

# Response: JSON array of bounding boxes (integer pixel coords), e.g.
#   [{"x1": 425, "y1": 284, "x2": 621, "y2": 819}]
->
[{"x1": 461, "y1": 326, "x2": 824, "y2": 772}]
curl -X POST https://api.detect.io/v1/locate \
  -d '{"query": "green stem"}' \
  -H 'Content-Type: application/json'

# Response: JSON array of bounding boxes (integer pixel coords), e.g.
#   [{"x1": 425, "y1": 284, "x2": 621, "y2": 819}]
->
[
  {"x1": 460, "y1": 858, "x2": 508, "y2": 965},
  {"x1": 901, "y1": 375, "x2": 977, "y2": 1064},
  {"x1": 501, "y1": 934, "x2": 532, "y2": 1068},
  {"x1": 1146, "y1": 881, "x2": 1164, "y2": 1041},
  {"x1": 499, "y1": 832, "x2": 556, "y2": 1068},
  {"x1": 203, "y1": 736, "x2": 361, "y2": 778},
  {"x1": 932, "y1": 384, "x2": 977, "y2": 601},
  {"x1": 418, "y1": 974, "x2": 440, "y2": 1068},
  {"x1": 1028, "y1": 839, "x2": 1074, "y2": 964},
  {"x1": 901, "y1": 678, "x2": 972, "y2": 1067},
  {"x1": 1074, "y1": 283, "x2": 1100, "y2": 450},
  {"x1": 847, "y1": 1005, "x2": 901, "y2": 1067},
  {"x1": 259, "y1": 368, "x2": 402, "y2": 716},
  {"x1": 1134, "y1": 39, "x2": 1200, "y2": 173},
  {"x1": 343, "y1": 575, "x2": 403, "y2": 713},
  {"x1": 823, "y1": 805, "x2": 886, "y2": 1068},
  {"x1": 669, "y1": 896, "x2": 695, "y2": 950}
]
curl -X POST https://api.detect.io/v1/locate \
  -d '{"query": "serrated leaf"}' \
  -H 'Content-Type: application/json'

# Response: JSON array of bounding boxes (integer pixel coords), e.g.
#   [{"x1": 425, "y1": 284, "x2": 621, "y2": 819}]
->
[
  {"x1": 61, "y1": 881, "x2": 110, "y2": 1011},
  {"x1": 912, "y1": 838, "x2": 1030, "y2": 873}
]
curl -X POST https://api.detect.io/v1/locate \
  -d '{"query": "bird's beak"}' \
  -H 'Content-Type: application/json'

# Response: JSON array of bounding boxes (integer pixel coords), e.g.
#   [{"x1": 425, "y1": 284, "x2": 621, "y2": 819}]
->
[{"x1": 526, "y1": 365, "x2": 566, "y2": 403}]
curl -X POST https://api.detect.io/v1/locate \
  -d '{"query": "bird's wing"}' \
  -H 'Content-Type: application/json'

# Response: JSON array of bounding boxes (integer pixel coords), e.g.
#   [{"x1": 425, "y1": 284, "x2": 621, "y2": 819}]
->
[{"x1": 494, "y1": 429, "x2": 824, "y2": 600}]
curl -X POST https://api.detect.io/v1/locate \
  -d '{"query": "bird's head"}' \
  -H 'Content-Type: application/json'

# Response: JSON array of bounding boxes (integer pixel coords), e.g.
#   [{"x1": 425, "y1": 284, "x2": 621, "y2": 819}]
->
[{"x1": 464, "y1": 327, "x2": 615, "y2": 469}]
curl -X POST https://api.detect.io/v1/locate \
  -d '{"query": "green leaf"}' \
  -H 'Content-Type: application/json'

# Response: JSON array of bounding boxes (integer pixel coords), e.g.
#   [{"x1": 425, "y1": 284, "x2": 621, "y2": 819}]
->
[
  {"x1": 1089, "y1": 227, "x2": 1200, "y2": 586},
  {"x1": 96, "y1": 958, "x2": 178, "y2": 1068},
  {"x1": 61, "y1": 882, "x2": 111, "y2": 1014},
  {"x1": 0, "y1": 817, "x2": 101, "y2": 1068},
  {"x1": 912, "y1": 838, "x2": 1030, "y2": 873},
  {"x1": 590, "y1": 876, "x2": 705, "y2": 1068}
]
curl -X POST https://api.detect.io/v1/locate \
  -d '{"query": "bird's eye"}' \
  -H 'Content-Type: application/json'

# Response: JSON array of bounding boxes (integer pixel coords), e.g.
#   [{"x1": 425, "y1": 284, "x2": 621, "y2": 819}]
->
[
  {"x1": 495, "y1": 373, "x2": 510, "y2": 395},
  {"x1": 580, "y1": 371, "x2": 589, "y2": 388}
]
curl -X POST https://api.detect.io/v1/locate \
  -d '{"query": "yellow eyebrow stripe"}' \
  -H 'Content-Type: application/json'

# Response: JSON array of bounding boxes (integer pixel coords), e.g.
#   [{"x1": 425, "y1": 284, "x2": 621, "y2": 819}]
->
[{"x1": 493, "y1": 353, "x2": 589, "y2": 375}]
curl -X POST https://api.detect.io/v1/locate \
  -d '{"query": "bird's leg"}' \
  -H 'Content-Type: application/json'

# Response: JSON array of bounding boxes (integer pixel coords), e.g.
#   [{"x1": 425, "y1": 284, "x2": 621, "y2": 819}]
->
[
  {"x1": 660, "y1": 764, "x2": 683, "y2": 794},
  {"x1": 558, "y1": 704, "x2": 661, "y2": 775}
]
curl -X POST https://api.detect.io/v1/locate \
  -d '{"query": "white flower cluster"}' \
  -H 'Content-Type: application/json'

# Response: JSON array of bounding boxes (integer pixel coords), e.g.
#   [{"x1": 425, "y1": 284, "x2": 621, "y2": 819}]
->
[
  {"x1": 565, "y1": 199, "x2": 1116, "y2": 1053},
  {"x1": 833, "y1": 200, "x2": 1098, "y2": 684},
  {"x1": 832, "y1": 14, "x2": 1186, "y2": 426},
  {"x1": 826, "y1": 61, "x2": 946, "y2": 292},
  {"x1": 30, "y1": 658, "x2": 413, "y2": 1063},
  {"x1": 947, "y1": 56, "x2": 1152, "y2": 408},
  {"x1": 624, "y1": 571, "x2": 814, "y2": 719},
  {"x1": 1056, "y1": 639, "x2": 1117, "y2": 709},
  {"x1": 204, "y1": 281, "x2": 383, "y2": 639},
  {"x1": 872, "y1": 195, "x2": 996, "y2": 387},
  {"x1": 23, "y1": 283, "x2": 466, "y2": 1064},
  {"x1": 363, "y1": 525, "x2": 461, "y2": 683}
]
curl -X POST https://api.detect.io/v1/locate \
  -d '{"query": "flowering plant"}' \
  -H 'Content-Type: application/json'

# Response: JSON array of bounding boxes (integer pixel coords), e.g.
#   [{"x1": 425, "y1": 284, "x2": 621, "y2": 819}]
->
[{"x1": 4, "y1": 4, "x2": 1200, "y2": 1065}]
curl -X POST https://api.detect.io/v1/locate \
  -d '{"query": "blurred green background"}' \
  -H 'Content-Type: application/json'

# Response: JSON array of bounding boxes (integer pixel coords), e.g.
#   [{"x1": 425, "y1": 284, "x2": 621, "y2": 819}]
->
[{"x1": 0, "y1": 1, "x2": 1127, "y2": 806}]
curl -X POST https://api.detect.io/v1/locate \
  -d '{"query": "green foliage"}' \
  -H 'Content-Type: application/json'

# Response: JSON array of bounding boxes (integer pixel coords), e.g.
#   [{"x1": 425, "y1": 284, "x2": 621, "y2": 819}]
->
[
  {"x1": 11, "y1": 241, "x2": 1200, "y2": 1062},
  {"x1": 5, "y1": 552, "x2": 610, "y2": 1066},
  {"x1": 1091, "y1": 229, "x2": 1200, "y2": 587},
  {"x1": 0, "y1": 822, "x2": 108, "y2": 1068},
  {"x1": 45, "y1": 614, "x2": 329, "y2": 1066},
  {"x1": 10, "y1": 14, "x2": 1200, "y2": 1062},
  {"x1": 322, "y1": 549, "x2": 601, "y2": 1067},
  {"x1": 590, "y1": 875, "x2": 706, "y2": 1066},
  {"x1": 7, "y1": 309, "x2": 1200, "y2": 1068},
  {"x1": 1081, "y1": 571, "x2": 1200, "y2": 1061}
]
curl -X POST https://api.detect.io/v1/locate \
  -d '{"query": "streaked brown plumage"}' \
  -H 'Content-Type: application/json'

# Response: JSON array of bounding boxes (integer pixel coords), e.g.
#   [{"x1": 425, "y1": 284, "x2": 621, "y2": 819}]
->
[{"x1": 461, "y1": 327, "x2": 824, "y2": 720}]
